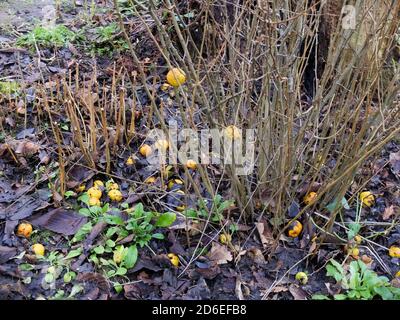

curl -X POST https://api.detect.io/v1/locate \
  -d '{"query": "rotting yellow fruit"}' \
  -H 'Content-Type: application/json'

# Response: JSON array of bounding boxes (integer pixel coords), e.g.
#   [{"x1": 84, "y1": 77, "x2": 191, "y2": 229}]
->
[
  {"x1": 93, "y1": 180, "x2": 104, "y2": 188},
  {"x1": 224, "y1": 125, "x2": 241, "y2": 140},
  {"x1": 354, "y1": 235, "x2": 362, "y2": 245},
  {"x1": 161, "y1": 83, "x2": 171, "y2": 91},
  {"x1": 126, "y1": 156, "x2": 135, "y2": 166},
  {"x1": 155, "y1": 139, "x2": 169, "y2": 151},
  {"x1": 75, "y1": 184, "x2": 85, "y2": 193},
  {"x1": 295, "y1": 272, "x2": 308, "y2": 285},
  {"x1": 360, "y1": 191, "x2": 375, "y2": 207},
  {"x1": 139, "y1": 144, "x2": 152, "y2": 157},
  {"x1": 166, "y1": 68, "x2": 186, "y2": 87},
  {"x1": 32, "y1": 243, "x2": 45, "y2": 257},
  {"x1": 389, "y1": 246, "x2": 400, "y2": 258},
  {"x1": 395, "y1": 271, "x2": 400, "y2": 278},
  {"x1": 17, "y1": 222, "x2": 33, "y2": 238},
  {"x1": 219, "y1": 233, "x2": 232, "y2": 244},
  {"x1": 113, "y1": 248, "x2": 124, "y2": 264},
  {"x1": 145, "y1": 176, "x2": 156, "y2": 184},
  {"x1": 168, "y1": 179, "x2": 183, "y2": 190},
  {"x1": 287, "y1": 220, "x2": 303, "y2": 238},
  {"x1": 176, "y1": 205, "x2": 186, "y2": 212},
  {"x1": 185, "y1": 159, "x2": 197, "y2": 170},
  {"x1": 87, "y1": 187, "x2": 102, "y2": 200},
  {"x1": 107, "y1": 182, "x2": 119, "y2": 191},
  {"x1": 108, "y1": 189, "x2": 123, "y2": 202},
  {"x1": 349, "y1": 247, "x2": 360, "y2": 259},
  {"x1": 303, "y1": 192, "x2": 318, "y2": 206},
  {"x1": 168, "y1": 253, "x2": 179, "y2": 267},
  {"x1": 89, "y1": 197, "x2": 101, "y2": 207}
]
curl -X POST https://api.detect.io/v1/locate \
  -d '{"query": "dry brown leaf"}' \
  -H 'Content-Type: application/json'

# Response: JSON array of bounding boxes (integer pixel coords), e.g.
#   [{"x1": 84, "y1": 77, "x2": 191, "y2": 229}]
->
[
  {"x1": 289, "y1": 284, "x2": 308, "y2": 300},
  {"x1": 382, "y1": 205, "x2": 398, "y2": 220},
  {"x1": 255, "y1": 220, "x2": 274, "y2": 248},
  {"x1": 208, "y1": 242, "x2": 233, "y2": 265}
]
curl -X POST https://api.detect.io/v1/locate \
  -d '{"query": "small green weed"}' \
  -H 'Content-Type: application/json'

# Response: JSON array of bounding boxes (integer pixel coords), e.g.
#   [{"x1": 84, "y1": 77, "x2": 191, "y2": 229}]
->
[{"x1": 313, "y1": 259, "x2": 400, "y2": 300}]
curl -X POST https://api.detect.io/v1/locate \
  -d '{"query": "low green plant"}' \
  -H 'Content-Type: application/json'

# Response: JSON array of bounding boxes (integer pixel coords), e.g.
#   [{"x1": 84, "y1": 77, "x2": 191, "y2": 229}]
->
[
  {"x1": 313, "y1": 259, "x2": 400, "y2": 300},
  {"x1": 0, "y1": 81, "x2": 20, "y2": 95},
  {"x1": 90, "y1": 23, "x2": 129, "y2": 56},
  {"x1": 16, "y1": 25, "x2": 81, "y2": 50},
  {"x1": 184, "y1": 195, "x2": 234, "y2": 223}
]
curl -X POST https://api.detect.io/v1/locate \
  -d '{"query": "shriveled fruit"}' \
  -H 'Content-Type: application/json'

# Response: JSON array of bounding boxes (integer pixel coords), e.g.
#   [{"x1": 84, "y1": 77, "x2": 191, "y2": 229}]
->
[
  {"x1": 219, "y1": 233, "x2": 232, "y2": 244},
  {"x1": 32, "y1": 243, "x2": 45, "y2": 256},
  {"x1": 144, "y1": 176, "x2": 156, "y2": 184},
  {"x1": 75, "y1": 184, "x2": 85, "y2": 193},
  {"x1": 155, "y1": 139, "x2": 169, "y2": 151},
  {"x1": 287, "y1": 220, "x2": 302, "y2": 238},
  {"x1": 89, "y1": 197, "x2": 101, "y2": 206},
  {"x1": 395, "y1": 271, "x2": 400, "y2": 278},
  {"x1": 389, "y1": 246, "x2": 400, "y2": 258},
  {"x1": 126, "y1": 156, "x2": 135, "y2": 166},
  {"x1": 360, "y1": 191, "x2": 375, "y2": 207},
  {"x1": 17, "y1": 222, "x2": 33, "y2": 238},
  {"x1": 168, "y1": 179, "x2": 183, "y2": 190},
  {"x1": 295, "y1": 272, "x2": 308, "y2": 285},
  {"x1": 176, "y1": 205, "x2": 186, "y2": 212},
  {"x1": 303, "y1": 191, "x2": 317, "y2": 206},
  {"x1": 166, "y1": 68, "x2": 186, "y2": 87},
  {"x1": 185, "y1": 159, "x2": 197, "y2": 170},
  {"x1": 139, "y1": 144, "x2": 152, "y2": 157},
  {"x1": 108, "y1": 189, "x2": 123, "y2": 202},
  {"x1": 87, "y1": 187, "x2": 102, "y2": 200},
  {"x1": 168, "y1": 253, "x2": 179, "y2": 267},
  {"x1": 354, "y1": 235, "x2": 362, "y2": 245},
  {"x1": 113, "y1": 246, "x2": 125, "y2": 264},
  {"x1": 224, "y1": 125, "x2": 241, "y2": 140},
  {"x1": 106, "y1": 181, "x2": 119, "y2": 191}
]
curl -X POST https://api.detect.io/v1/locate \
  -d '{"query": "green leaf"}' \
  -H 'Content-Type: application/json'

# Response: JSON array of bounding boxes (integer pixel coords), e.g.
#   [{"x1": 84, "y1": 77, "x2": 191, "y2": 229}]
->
[
  {"x1": 326, "y1": 197, "x2": 349, "y2": 213},
  {"x1": 374, "y1": 286, "x2": 393, "y2": 300},
  {"x1": 64, "y1": 191, "x2": 76, "y2": 199},
  {"x1": 78, "y1": 193, "x2": 90, "y2": 206},
  {"x1": 114, "y1": 282, "x2": 123, "y2": 293},
  {"x1": 72, "y1": 221, "x2": 92, "y2": 243},
  {"x1": 152, "y1": 233, "x2": 165, "y2": 240},
  {"x1": 64, "y1": 248, "x2": 82, "y2": 259},
  {"x1": 93, "y1": 245, "x2": 105, "y2": 254},
  {"x1": 106, "y1": 239, "x2": 116, "y2": 248},
  {"x1": 45, "y1": 273, "x2": 55, "y2": 283},
  {"x1": 115, "y1": 267, "x2": 127, "y2": 276},
  {"x1": 19, "y1": 263, "x2": 35, "y2": 271},
  {"x1": 311, "y1": 294, "x2": 330, "y2": 300},
  {"x1": 123, "y1": 245, "x2": 138, "y2": 269},
  {"x1": 333, "y1": 294, "x2": 347, "y2": 300},
  {"x1": 155, "y1": 212, "x2": 176, "y2": 227},
  {"x1": 104, "y1": 214, "x2": 125, "y2": 225},
  {"x1": 78, "y1": 208, "x2": 91, "y2": 217}
]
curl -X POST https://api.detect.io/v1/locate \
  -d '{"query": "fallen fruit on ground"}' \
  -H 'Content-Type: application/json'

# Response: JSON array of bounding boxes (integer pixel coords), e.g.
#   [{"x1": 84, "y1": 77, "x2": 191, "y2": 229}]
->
[
  {"x1": 89, "y1": 197, "x2": 101, "y2": 206},
  {"x1": 32, "y1": 243, "x2": 45, "y2": 256},
  {"x1": 349, "y1": 247, "x2": 360, "y2": 258},
  {"x1": 186, "y1": 159, "x2": 197, "y2": 170},
  {"x1": 75, "y1": 184, "x2": 85, "y2": 193},
  {"x1": 139, "y1": 144, "x2": 152, "y2": 157},
  {"x1": 155, "y1": 139, "x2": 169, "y2": 151},
  {"x1": 396, "y1": 271, "x2": 400, "y2": 278},
  {"x1": 360, "y1": 191, "x2": 375, "y2": 207},
  {"x1": 93, "y1": 180, "x2": 104, "y2": 188},
  {"x1": 126, "y1": 156, "x2": 135, "y2": 165},
  {"x1": 219, "y1": 233, "x2": 232, "y2": 244},
  {"x1": 166, "y1": 68, "x2": 186, "y2": 87},
  {"x1": 288, "y1": 220, "x2": 302, "y2": 238},
  {"x1": 17, "y1": 222, "x2": 33, "y2": 238},
  {"x1": 224, "y1": 125, "x2": 240, "y2": 140},
  {"x1": 389, "y1": 246, "x2": 400, "y2": 258},
  {"x1": 303, "y1": 191, "x2": 317, "y2": 206},
  {"x1": 108, "y1": 189, "x2": 123, "y2": 202},
  {"x1": 168, "y1": 253, "x2": 179, "y2": 267},
  {"x1": 168, "y1": 179, "x2": 183, "y2": 189},
  {"x1": 295, "y1": 272, "x2": 308, "y2": 285},
  {"x1": 87, "y1": 187, "x2": 102, "y2": 199},
  {"x1": 354, "y1": 235, "x2": 362, "y2": 244},
  {"x1": 144, "y1": 176, "x2": 156, "y2": 184}
]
